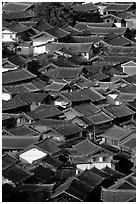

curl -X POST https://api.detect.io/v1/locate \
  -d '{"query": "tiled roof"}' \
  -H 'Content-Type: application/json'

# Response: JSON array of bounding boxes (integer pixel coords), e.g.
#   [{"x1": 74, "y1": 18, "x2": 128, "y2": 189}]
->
[
  {"x1": 77, "y1": 169, "x2": 104, "y2": 188},
  {"x1": 53, "y1": 56, "x2": 76, "y2": 67},
  {"x1": 2, "y1": 97, "x2": 28, "y2": 112},
  {"x1": 101, "y1": 187, "x2": 136, "y2": 202},
  {"x1": 3, "y1": 83, "x2": 40, "y2": 94},
  {"x1": 2, "y1": 164, "x2": 32, "y2": 183},
  {"x1": 45, "y1": 82, "x2": 68, "y2": 92},
  {"x1": 31, "y1": 119, "x2": 69, "y2": 128},
  {"x1": 89, "y1": 71, "x2": 109, "y2": 81},
  {"x1": 2, "y1": 68, "x2": 36, "y2": 85},
  {"x1": 73, "y1": 139, "x2": 101, "y2": 156},
  {"x1": 105, "y1": 3, "x2": 133, "y2": 12},
  {"x1": 7, "y1": 55, "x2": 28, "y2": 67},
  {"x1": 102, "y1": 166, "x2": 125, "y2": 179},
  {"x1": 86, "y1": 111, "x2": 113, "y2": 125},
  {"x1": 6, "y1": 22, "x2": 29, "y2": 33},
  {"x1": 2, "y1": 136, "x2": 40, "y2": 150},
  {"x1": 87, "y1": 26, "x2": 127, "y2": 35},
  {"x1": 61, "y1": 90, "x2": 91, "y2": 102},
  {"x1": 54, "y1": 123, "x2": 83, "y2": 136},
  {"x1": 120, "y1": 136, "x2": 136, "y2": 149},
  {"x1": 72, "y1": 35, "x2": 101, "y2": 44},
  {"x1": 103, "y1": 35, "x2": 133, "y2": 46},
  {"x1": 104, "y1": 104, "x2": 135, "y2": 118},
  {"x1": 62, "y1": 25, "x2": 82, "y2": 35},
  {"x1": 33, "y1": 105, "x2": 63, "y2": 119},
  {"x1": 2, "y1": 2, "x2": 33, "y2": 12},
  {"x1": 51, "y1": 177, "x2": 92, "y2": 201},
  {"x1": 45, "y1": 27, "x2": 70, "y2": 39},
  {"x1": 78, "y1": 88, "x2": 106, "y2": 103},
  {"x1": 49, "y1": 42, "x2": 93, "y2": 54},
  {"x1": 83, "y1": 64, "x2": 104, "y2": 74},
  {"x1": 115, "y1": 93, "x2": 136, "y2": 102},
  {"x1": 17, "y1": 92, "x2": 49, "y2": 104},
  {"x1": 34, "y1": 22, "x2": 54, "y2": 32},
  {"x1": 123, "y1": 75, "x2": 136, "y2": 84},
  {"x1": 90, "y1": 166, "x2": 111, "y2": 179},
  {"x1": 114, "y1": 11, "x2": 135, "y2": 19},
  {"x1": 75, "y1": 21, "x2": 114, "y2": 31},
  {"x1": 5, "y1": 125, "x2": 39, "y2": 137},
  {"x1": 121, "y1": 61, "x2": 136, "y2": 67},
  {"x1": 73, "y1": 103, "x2": 99, "y2": 117},
  {"x1": 102, "y1": 125, "x2": 134, "y2": 141},
  {"x1": 35, "y1": 138, "x2": 61, "y2": 155},
  {"x1": 2, "y1": 154, "x2": 18, "y2": 170},
  {"x1": 40, "y1": 154, "x2": 63, "y2": 168},
  {"x1": 72, "y1": 2, "x2": 98, "y2": 12},
  {"x1": 68, "y1": 55, "x2": 88, "y2": 65},
  {"x1": 117, "y1": 84, "x2": 136, "y2": 93},
  {"x1": 56, "y1": 67, "x2": 83, "y2": 80},
  {"x1": 32, "y1": 165, "x2": 55, "y2": 182},
  {"x1": 2, "y1": 10, "x2": 35, "y2": 20},
  {"x1": 71, "y1": 75, "x2": 96, "y2": 88}
]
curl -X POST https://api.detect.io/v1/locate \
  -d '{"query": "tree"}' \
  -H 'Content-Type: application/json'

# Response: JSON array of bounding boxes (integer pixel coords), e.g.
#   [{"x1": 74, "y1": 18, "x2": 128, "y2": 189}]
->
[
  {"x1": 27, "y1": 60, "x2": 40, "y2": 75},
  {"x1": 34, "y1": 2, "x2": 76, "y2": 27}
]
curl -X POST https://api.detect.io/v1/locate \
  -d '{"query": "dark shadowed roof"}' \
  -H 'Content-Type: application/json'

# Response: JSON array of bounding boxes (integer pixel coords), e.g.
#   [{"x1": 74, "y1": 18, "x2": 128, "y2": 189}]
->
[
  {"x1": 90, "y1": 166, "x2": 111, "y2": 179},
  {"x1": 2, "y1": 164, "x2": 32, "y2": 183},
  {"x1": 40, "y1": 154, "x2": 63, "y2": 168},
  {"x1": 77, "y1": 169, "x2": 104, "y2": 187},
  {"x1": 2, "y1": 68, "x2": 36, "y2": 85},
  {"x1": 2, "y1": 154, "x2": 18, "y2": 170},
  {"x1": 51, "y1": 177, "x2": 92, "y2": 201},
  {"x1": 32, "y1": 165, "x2": 55, "y2": 182},
  {"x1": 102, "y1": 166, "x2": 125, "y2": 179}
]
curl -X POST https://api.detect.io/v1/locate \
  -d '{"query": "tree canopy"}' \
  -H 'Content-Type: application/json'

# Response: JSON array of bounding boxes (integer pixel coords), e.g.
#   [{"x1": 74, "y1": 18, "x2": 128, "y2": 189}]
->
[{"x1": 34, "y1": 2, "x2": 77, "y2": 28}]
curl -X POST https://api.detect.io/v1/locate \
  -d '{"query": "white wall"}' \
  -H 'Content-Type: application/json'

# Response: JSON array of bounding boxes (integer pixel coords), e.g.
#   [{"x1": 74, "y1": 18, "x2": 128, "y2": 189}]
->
[
  {"x1": 2, "y1": 92, "x2": 11, "y2": 101},
  {"x1": 2, "y1": 29, "x2": 16, "y2": 42}
]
